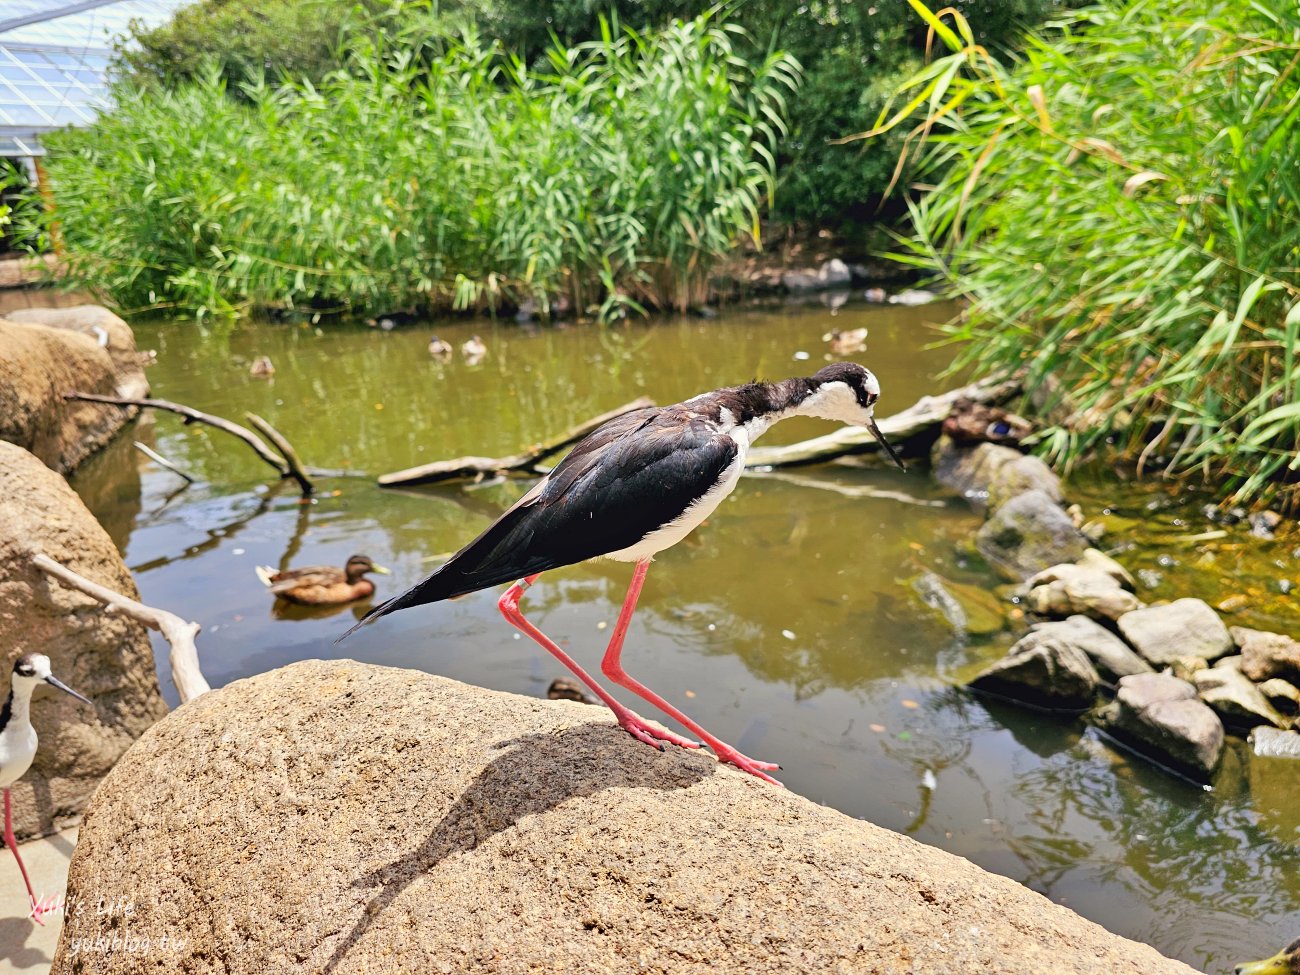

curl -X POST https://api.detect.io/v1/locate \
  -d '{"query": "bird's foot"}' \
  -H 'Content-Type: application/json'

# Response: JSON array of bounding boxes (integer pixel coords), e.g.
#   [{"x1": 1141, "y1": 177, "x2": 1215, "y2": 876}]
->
[
  {"x1": 616, "y1": 711, "x2": 700, "y2": 751},
  {"x1": 711, "y1": 746, "x2": 784, "y2": 787},
  {"x1": 27, "y1": 896, "x2": 49, "y2": 926}
]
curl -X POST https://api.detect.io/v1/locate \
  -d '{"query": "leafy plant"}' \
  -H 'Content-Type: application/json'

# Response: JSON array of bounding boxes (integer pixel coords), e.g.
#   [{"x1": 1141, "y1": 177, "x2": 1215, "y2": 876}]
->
[
  {"x1": 36, "y1": 13, "x2": 798, "y2": 320},
  {"x1": 861, "y1": 0, "x2": 1300, "y2": 507}
]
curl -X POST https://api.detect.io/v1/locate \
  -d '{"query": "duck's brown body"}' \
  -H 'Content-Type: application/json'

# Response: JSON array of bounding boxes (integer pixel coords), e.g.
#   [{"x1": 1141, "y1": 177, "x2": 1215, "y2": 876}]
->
[{"x1": 257, "y1": 555, "x2": 388, "y2": 606}]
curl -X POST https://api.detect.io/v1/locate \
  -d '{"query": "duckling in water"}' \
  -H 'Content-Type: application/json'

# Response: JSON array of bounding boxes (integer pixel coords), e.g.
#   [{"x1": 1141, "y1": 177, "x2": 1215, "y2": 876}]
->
[
  {"x1": 428, "y1": 336, "x2": 453, "y2": 360},
  {"x1": 249, "y1": 356, "x2": 275, "y2": 378},
  {"x1": 461, "y1": 335, "x2": 487, "y2": 360},
  {"x1": 256, "y1": 555, "x2": 390, "y2": 606},
  {"x1": 1236, "y1": 938, "x2": 1300, "y2": 975},
  {"x1": 822, "y1": 327, "x2": 868, "y2": 356}
]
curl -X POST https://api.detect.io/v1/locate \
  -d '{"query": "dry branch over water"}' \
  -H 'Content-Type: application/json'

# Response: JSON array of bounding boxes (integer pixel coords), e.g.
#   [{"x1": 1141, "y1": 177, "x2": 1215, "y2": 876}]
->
[{"x1": 32, "y1": 552, "x2": 210, "y2": 704}]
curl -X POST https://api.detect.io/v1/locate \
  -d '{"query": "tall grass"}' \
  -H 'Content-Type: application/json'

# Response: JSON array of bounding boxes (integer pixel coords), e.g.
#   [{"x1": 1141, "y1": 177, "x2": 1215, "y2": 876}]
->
[
  {"x1": 865, "y1": 0, "x2": 1300, "y2": 507},
  {"x1": 31, "y1": 12, "x2": 797, "y2": 320}
]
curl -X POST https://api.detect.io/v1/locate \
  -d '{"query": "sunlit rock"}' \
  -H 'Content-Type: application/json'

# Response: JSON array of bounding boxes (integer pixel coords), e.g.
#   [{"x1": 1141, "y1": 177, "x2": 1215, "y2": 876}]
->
[
  {"x1": 1251, "y1": 726, "x2": 1300, "y2": 759},
  {"x1": 931, "y1": 438, "x2": 1021, "y2": 504},
  {"x1": 53, "y1": 660, "x2": 1198, "y2": 975},
  {"x1": 1025, "y1": 563, "x2": 1142, "y2": 622},
  {"x1": 1117, "y1": 599, "x2": 1233, "y2": 667},
  {"x1": 968, "y1": 630, "x2": 1101, "y2": 710},
  {"x1": 1099, "y1": 673, "x2": 1224, "y2": 780},
  {"x1": 1025, "y1": 615, "x2": 1152, "y2": 681},
  {"x1": 1258, "y1": 677, "x2": 1300, "y2": 718},
  {"x1": 986, "y1": 454, "x2": 1063, "y2": 511},
  {"x1": 1230, "y1": 626, "x2": 1300, "y2": 685},
  {"x1": 1191, "y1": 665, "x2": 1289, "y2": 732}
]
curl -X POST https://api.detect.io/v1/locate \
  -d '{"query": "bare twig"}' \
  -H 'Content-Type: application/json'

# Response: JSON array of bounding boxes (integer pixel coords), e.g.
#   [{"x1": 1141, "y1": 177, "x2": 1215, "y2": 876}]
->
[
  {"x1": 32, "y1": 553, "x2": 210, "y2": 705},
  {"x1": 744, "y1": 377, "x2": 1019, "y2": 470},
  {"x1": 378, "y1": 397, "x2": 655, "y2": 488},
  {"x1": 245, "y1": 412, "x2": 315, "y2": 496},
  {"x1": 66, "y1": 392, "x2": 314, "y2": 497},
  {"x1": 746, "y1": 469, "x2": 949, "y2": 507},
  {"x1": 133, "y1": 441, "x2": 195, "y2": 484}
]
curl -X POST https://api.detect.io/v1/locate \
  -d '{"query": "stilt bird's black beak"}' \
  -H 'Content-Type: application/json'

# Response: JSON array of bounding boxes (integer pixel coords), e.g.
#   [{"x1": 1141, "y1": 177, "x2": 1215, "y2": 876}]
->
[
  {"x1": 45, "y1": 675, "x2": 92, "y2": 706},
  {"x1": 866, "y1": 417, "x2": 906, "y2": 472}
]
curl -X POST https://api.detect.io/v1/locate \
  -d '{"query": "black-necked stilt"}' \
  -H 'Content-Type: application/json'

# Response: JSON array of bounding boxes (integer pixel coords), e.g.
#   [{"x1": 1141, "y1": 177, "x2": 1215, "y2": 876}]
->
[
  {"x1": 342, "y1": 362, "x2": 904, "y2": 784},
  {"x1": 1, "y1": 653, "x2": 91, "y2": 923},
  {"x1": 256, "y1": 554, "x2": 390, "y2": 606}
]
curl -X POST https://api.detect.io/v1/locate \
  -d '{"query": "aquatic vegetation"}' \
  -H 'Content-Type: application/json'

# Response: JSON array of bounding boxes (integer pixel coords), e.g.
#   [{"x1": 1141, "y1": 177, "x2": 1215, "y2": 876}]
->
[
  {"x1": 864, "y1": 0, "x2": 1300, "y2": 507},
  {"x1": 31, "y1": 14, "x2": 797, "y2": 320}
]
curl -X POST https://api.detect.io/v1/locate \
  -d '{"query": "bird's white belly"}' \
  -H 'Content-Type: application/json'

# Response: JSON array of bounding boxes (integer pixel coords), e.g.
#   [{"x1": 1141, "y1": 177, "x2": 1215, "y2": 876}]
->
[
  {"x1": 604, "y1": 440, "x2": 748, "y2": 563},
  {"x1": 0, "y1": 724, "x2": 37, "y2": 789}
]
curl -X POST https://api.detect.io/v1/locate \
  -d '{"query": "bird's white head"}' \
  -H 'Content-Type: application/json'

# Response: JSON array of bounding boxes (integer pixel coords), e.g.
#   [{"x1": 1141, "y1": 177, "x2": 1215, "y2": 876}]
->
[
  {"x1": 807, "y1": 363, "x2": 905, "y2": 470},
  {"x1": 10, "y1": 653, "x2": 92, "y2": 705}
]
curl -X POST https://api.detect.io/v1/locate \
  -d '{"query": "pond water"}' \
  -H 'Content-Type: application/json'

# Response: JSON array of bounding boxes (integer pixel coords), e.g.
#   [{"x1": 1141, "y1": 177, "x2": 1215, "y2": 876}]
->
[{"x1": 68, "y1": 297, "x2": 1298, "y2": 973}]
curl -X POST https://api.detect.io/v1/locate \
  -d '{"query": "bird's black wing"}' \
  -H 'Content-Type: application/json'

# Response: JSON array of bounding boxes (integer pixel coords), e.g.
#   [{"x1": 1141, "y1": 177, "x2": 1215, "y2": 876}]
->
[{"x1": 339, "y1": 406, "x2": 737, "y2": 638}]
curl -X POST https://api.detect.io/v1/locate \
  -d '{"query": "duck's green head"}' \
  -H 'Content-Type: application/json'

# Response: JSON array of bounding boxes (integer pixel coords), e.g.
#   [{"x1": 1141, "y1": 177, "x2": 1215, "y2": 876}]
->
[{"x1": 1235, "y1": 938, "x2": 1300, "y2": 975}]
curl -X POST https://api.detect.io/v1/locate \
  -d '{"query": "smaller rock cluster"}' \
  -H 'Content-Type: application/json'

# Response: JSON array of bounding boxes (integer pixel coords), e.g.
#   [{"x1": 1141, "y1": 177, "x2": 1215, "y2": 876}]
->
[{"x1": 935, "y1": 439, "x2": 1300, "y2": 781}]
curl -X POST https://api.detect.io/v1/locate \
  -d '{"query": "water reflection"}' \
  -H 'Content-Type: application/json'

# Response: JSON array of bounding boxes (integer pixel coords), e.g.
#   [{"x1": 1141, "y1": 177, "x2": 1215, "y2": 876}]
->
[{"x1": 65, "y1": 301, "x2": 1300, "y2": 972}]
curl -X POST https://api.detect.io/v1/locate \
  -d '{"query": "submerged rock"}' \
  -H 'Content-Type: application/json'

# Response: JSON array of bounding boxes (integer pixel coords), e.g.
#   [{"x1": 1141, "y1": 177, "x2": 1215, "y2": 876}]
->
[
  {"x1": 53, "y1": 660, "x2": 1197, "y2": 975},
  {"x1": 969, "y1": 631, "x2": 1101, "y2": 710},
  {"x1": 1230, "y1": 626, "x2": 1300, "y2": 685},
  {"x1": 1026, "y1": 615, "x2": 1152, "y2": 681},
  {"x1": 1025, "y1": 563, "x2": 1142, "y2": 622},
  {"x1": 911, "y1": 571, "x2": 1007, "y2": 638},
  {"x1": 0, "y1": 442, "x2": 169, "y2": 840},
  {"x1": 1099, "y1": 673, "x2": 1225, "y2": 780},
  {"x1": 1116, "y1": 599, "x2": 1233, "y2": 667},
  {"x1": 975, "y1": 489, "x2": 1090, "y2": 581},
  {"x1": 1191, "y1": 665, "x2": 1289, "y2": 732}
]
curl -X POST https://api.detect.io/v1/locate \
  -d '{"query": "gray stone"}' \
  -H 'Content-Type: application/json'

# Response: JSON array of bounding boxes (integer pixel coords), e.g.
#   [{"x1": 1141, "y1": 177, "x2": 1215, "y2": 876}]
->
[
  {"x1": 1075, "y1": 549, "x2": 1137, "y2": 590},
  {"x1": 975, "y1": 489, "x2": 1090, "y2": 581},
  {"x1": 819, "y1": 258, "x2": 852, "y2": 286},
  {"x1": 1025, "y1": 563, "x2": 1142, "y2": 622},
  {"x1": 52, "y1": 660, "x2": 1199, "y2": 975},
  {"x1": 1259, "y1": 678, "x2": 1300, "y2": 717},
  {"x1": 1027, "y1": 615, "x2": 1153, "y2": 681},
  {"x1": 780, "y1": 259, "x2": 852, "y2": 293},
  {"x1": 931, "y1": 439, "x2": 1022, "y2": 503},
  {"x1": 1230, "y1": 626, "x2": 1300, "y2": 684},
  {"x1": 911, "y1": 572, "x2": 1006, "y2": 638},
  {"x1": 1100, "y1": 673, "x2": 1225, "y2": 779},
  {"x1": 1251, "y1": 726, "x2": 1300, "y2": 759},
  {"x1": 1191, "y1": 665, "x2": 1289, "y2": 732},
  {"x1": 987, "y1": 454, "x2": 1064, "y2": 511},
  {"x1": 1117, "y1": 599, "x2": 1233, "y2": 666},
  {"x1": 0, "y1": 443, "x2": 169, "y2": 840},
  {"x1": 969, "y1": 632, "x2": 1101, "y2": 710},
  {"x1": 888, "y1": 288, "x2": 937, "y2": 305}
]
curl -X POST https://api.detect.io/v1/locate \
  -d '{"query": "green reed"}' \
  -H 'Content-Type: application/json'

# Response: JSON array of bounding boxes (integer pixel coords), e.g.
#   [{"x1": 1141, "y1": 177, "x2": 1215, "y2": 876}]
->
[
  {"x1": 862, "y1": 0, "x2": 1300, "y2": 507},
  {"x1": 29, "y1": 12, "x2": 797, "y2": 321}
]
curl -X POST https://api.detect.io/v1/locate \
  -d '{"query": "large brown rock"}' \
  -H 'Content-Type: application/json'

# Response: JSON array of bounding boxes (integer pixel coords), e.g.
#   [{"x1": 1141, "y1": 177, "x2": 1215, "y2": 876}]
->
[
  {"x1": 0, "y1": 310, "x2": 146, "y2": 474},
  {"x1": 0, "y1": 442, "x2": 168, "y2": 839},
  {"x1": 54, "y1": 660, "x2": 1196, "y2": 975},
  {"x1": 5, "y1": 304, "x2": 148, "y2": 401}
]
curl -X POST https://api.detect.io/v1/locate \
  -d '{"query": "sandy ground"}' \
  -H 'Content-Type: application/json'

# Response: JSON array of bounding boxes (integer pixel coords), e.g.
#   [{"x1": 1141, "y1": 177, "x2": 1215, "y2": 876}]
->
[{"x1": 0, "y1": 829, "x2": 75, "y2": 975}]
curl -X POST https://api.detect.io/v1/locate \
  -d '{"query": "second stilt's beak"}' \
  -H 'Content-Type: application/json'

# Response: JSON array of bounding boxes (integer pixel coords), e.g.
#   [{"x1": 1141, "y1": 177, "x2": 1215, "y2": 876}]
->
[
  {"x1": 866, "y1": 417, "x2": 906, "y2": 472},
  {"x1": 45, "y1": 675, "x2": 92, "y2": 706}
]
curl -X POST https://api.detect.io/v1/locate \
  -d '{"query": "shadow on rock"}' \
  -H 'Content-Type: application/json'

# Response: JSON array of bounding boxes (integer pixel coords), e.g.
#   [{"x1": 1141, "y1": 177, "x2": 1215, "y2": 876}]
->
[{"x1": 322, "y1": 725, "x2": 713, "y2": 973}]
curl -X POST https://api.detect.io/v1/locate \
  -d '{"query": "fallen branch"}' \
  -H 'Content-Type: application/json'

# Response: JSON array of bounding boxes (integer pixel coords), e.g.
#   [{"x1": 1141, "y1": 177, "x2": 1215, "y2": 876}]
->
[
  {"x1": 745, "y1": 377, "x2": 1019, "y2": 470},
  {"x1": 378, "y1": 397, "x2": 655, "y2": 487},
  {"x1": 65, "y1": 392, "x2": 313, "y2": 496},
  {"x1": 133, "y1": 441, "x2": 195, "y2": 484},
  {"x1": 746, "y1": 469, "x2": 949, "y2": 507},
  {"x1": 246, "y1": 412, "x2": 314, "y2": 496},
  {"x1": 32, "y1": 553, "x2": 210, "y2": 705}
]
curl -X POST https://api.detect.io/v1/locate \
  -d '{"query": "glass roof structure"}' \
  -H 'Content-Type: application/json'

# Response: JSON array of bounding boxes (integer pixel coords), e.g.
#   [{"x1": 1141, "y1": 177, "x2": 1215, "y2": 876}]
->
[{"x1": 0, "y1": 0, "x2": 189, "y2": 156}]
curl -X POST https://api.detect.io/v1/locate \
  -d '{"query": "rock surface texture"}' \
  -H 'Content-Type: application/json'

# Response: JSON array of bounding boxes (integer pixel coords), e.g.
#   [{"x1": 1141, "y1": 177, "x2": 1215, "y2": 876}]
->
[
  {"x1": 0, "y1": 307, "x2": 147, "y2": 474},
  {"x1": 0, "y1": 442, "x2": 169, "y2": 839},
  {"x1": 969, "y1": 632, "x2": 1101, "y2": 709},
  {"x1": 1231, "y1": 626, "x2": 1300, "y2": 685},
  {"x1": 1025, "y1": 616, "x2": 1153, "y2": 681},
  {"x1": 1100, "y1": 673, "x2": 1225, "y2": 779},
  {"x1": 53, "y1": 660, "x2": 1197, "y2": 975},
  {"x1": 975, "y1": 489, "x2": 1090, "y2": 580},
  {"x1": 1117, "y1": 599, "x2": 1233, "y2": 667}
]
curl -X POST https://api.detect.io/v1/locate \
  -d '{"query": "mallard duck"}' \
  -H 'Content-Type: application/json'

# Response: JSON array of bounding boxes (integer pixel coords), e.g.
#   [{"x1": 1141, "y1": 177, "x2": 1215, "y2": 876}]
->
[
  {"x1": 428, "y1": 336, "x2": 453, "y2": 360},
  {"x1": 822, "y1": 327, "x2": 868, "y2": 356},
  {"x1": 461, "y1": 335, "x2": 487, "y2": 360},
  {"x1": 256, "y1": 555, "x2": 390, "y2": 606},
  {"x1": 1236, "y1": 938, "x2": 1300, "y2": 975},
  {"x1": 249, "y1": 356, "x2": 275, "y2": 378}
]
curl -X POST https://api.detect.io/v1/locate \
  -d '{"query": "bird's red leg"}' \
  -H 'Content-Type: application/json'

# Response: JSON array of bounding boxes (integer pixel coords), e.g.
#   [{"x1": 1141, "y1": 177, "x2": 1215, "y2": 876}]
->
[
  {"x1": 498, "y1": 575, "x2": 698, "y2": 751},
  {"x1": 4, "y1": 788, "x2": 47, "y2": 925},
  {"x1": 600, "y1": 560, "x2": 784, "y2": 787}
]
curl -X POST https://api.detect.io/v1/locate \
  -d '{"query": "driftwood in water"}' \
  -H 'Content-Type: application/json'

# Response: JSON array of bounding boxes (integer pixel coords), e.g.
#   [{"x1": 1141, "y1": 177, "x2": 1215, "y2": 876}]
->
[
  {"x1": 378, "y1": 397, "x2": 655, "y2": 487},
  {"x1": 32, "y1": 553, "x2": 210, "y2": 704},
  {"x1": 133, "y1": 440, "x2": 195, "y2": 484},
  {"x1": 245, "y1": 412, "x2": 315, "y2": 495},
  {"x1": 65, "y1": 392, "x2": 314, "y2": 496},
  {"x1": 745, "y1": 377, "x2": 1019, "y2": 470}
]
